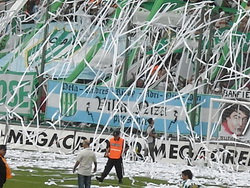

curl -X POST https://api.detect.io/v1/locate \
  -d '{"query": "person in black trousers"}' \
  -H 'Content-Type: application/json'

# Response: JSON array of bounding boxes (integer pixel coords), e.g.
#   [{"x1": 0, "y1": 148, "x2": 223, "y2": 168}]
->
[{"x1": 96, "y1": 130, "x2": 125, "y2": 184}]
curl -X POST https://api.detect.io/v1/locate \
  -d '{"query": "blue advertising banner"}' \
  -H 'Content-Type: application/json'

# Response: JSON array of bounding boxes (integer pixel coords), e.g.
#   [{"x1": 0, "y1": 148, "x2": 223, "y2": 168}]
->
[{"x1": 45, "y1": 80, "x2": 220, "y2": 135}]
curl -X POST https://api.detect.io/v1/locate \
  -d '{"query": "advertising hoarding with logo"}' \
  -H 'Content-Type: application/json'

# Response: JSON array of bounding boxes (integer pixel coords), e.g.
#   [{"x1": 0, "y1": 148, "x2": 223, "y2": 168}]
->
[{"x1": 46, "y1": 80, "x2": 220, "y2": 136}]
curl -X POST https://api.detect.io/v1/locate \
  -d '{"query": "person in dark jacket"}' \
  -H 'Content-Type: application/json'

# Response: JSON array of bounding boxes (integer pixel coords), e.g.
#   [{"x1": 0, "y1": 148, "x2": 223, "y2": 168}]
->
[{"x1": 0, "y1": 145, "x2": 11, "y2": 188}]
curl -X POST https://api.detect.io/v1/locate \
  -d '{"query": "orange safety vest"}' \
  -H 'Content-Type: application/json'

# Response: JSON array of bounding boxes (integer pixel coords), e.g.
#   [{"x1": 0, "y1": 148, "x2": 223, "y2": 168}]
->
[
  {"x1": 109, "y1": 137, "x2": 124, "y2": 159},
  {"x1": 0, "y1": 156, "x2": 12, "y2": 179}
]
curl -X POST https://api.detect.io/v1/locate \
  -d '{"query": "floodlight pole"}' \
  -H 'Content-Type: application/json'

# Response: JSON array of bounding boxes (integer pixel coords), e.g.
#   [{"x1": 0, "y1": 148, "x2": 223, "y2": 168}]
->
[
  {"x1": 121, "y1": 3, "x2": 133, "y2": 87},
  {"x1": 37, "y1": 0, "x2": 50, "y2": 122},
  {"x1": 204, "y1": 7, "x2": 215, "y2": 94},
  {"x1": 188, "y1": 5, "x2": 205, "y2": 164},
  {"x1": 205, "y1": 98, "x2": 214, "y2": 166}
]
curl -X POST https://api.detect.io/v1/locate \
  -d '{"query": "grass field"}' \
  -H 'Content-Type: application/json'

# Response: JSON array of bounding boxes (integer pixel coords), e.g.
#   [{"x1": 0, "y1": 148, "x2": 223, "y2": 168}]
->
[
  {"x1": 4, "y1": 167, "x2": 169, "y2": 188},
  {"x1": 4, "y1": 148, "x2": 249, "y2": 188},
  {"x1": 4, "y1": 167, "x2": 240, "y2": 188}
]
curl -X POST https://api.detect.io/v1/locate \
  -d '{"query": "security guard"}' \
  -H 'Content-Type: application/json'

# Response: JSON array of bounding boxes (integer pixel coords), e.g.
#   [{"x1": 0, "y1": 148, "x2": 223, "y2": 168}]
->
[{"x1": 96, "y1": 129, "x2": 124, "y2": 184}]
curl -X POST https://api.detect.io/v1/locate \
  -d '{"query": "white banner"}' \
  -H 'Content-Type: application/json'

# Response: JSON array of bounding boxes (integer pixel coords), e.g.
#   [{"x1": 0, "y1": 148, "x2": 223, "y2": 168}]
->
[
  {"x1": 223, "y1": 88, "x2": 250, "y2": 100},
  {"x1": 1, "y1": 124, "x2": 250, "y2": 167}
]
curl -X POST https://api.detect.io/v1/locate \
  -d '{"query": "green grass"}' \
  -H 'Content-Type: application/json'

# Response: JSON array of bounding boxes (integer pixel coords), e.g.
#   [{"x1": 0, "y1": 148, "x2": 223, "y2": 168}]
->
[
  {"x1": 4, "y1": 167, "x2": 239, "y2": 188},
  {"x1": 4, "y1": 167, "x2": 168, "y2": 188}
]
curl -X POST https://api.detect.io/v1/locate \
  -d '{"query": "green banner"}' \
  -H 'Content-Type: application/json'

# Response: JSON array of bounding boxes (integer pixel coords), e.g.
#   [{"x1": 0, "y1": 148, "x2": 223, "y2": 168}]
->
[{"x1": 0, "y1": 71, "x2": 36, "y2": 117}]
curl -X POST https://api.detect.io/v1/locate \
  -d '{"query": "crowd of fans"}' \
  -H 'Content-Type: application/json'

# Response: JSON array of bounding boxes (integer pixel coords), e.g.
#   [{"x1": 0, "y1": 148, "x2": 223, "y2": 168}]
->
[
  {"x1": 16, "y1": 0, "x2": 250, "y2": 96},
  {"x1": 125, "y1": 0, "x2": 250, "y2": 96},
  {"x1": 0, "y1": 0, "x2": 244, "y2": 99}
]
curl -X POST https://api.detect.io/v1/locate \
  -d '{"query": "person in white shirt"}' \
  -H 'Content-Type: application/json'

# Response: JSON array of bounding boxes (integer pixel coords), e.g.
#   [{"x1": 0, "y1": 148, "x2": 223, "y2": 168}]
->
[
  {"x1": 73, "y1": 139, "x2": 97, "y2": 188},
  {"x1": 144, "y1": 118, "x2": 157, "y2": 162}
]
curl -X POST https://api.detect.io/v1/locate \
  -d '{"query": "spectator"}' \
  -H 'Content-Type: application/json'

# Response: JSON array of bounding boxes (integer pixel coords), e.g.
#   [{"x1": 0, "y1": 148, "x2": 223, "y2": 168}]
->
[
  {"x1": 31, "y1": 0, "x2": 40, "y2": 14},
  {"x1": 136, "y1": 79, "x2": 144, "y2": 88}
]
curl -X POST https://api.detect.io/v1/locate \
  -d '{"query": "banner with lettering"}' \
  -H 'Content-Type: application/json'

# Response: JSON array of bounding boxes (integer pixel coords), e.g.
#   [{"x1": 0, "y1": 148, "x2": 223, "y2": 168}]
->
[
  {"x1": 3, "y1": 123, "x2": 250, "y2": 167},
  {"x1": 211, "y1": 89, "x2": 250, "y2": 142},
  {"x1": 45, "y1": 80, "x2": 221, "y2": 135},
  {"x1": 0, "y1": 71, "x2": 36, "y2": 117},
  {"x1": 223, "y1": 89, "x2": 250, "y2": 100}
]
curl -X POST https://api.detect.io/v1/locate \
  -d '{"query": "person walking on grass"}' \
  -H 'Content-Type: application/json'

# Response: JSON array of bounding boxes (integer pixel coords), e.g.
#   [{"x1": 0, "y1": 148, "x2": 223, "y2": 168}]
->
[
  {"x1": 73, "y1": 139, "x2": 97, "y2": 188},
  {"x1": 0, "y1": 145, "x2": 12, "y2": 188},
  {"x1": 96, "y1": 129, "x2": 125, "y2": 184}
]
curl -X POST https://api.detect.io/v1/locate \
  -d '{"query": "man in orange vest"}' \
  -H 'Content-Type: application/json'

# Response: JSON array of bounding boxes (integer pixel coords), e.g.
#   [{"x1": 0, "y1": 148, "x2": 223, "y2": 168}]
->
[
  {"x1": 0, "y1": 145, "x2": 12, "y2": 188},
  {"x1": 96, "y1": 129, "x2": 124, "y2": 184}
]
